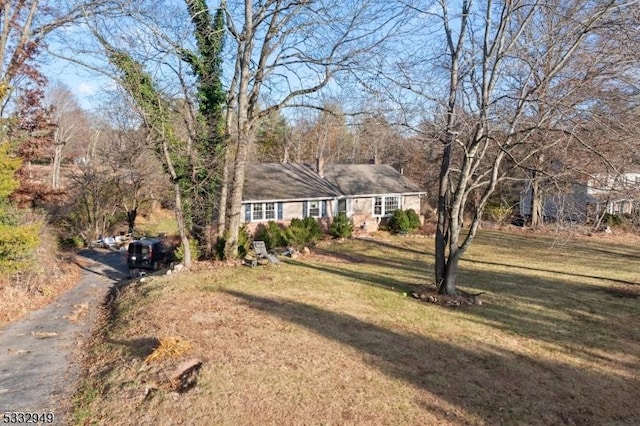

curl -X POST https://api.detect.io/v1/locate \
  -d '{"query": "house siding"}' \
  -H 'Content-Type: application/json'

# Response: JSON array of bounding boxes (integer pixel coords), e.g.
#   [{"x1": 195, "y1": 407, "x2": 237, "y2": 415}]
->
[
  {"x1": 403, "y1": 195, "x2": 421, "y2": 212},
  {"x1": 283, "y1": 201, "x2": 304, "y2": 220},
  {"x1": 352, "y1": 197, "x2": 373, "y2": 215}
]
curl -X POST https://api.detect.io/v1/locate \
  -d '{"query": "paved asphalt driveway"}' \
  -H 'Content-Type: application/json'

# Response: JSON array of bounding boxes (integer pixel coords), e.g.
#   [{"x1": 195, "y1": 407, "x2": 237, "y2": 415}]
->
[{"x1": 0, "y1": 249, "x2": 127, "y2": 425}]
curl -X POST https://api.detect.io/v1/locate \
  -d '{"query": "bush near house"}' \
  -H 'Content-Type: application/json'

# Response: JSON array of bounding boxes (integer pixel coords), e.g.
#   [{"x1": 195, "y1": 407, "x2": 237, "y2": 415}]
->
[
  {"x1": 284, "y1": 217, "x2": 323, "y2": 248},
  {"x1": 254, "y1": 221, "x2": 287, "y2": 251},
  {"x1": 388, "y1": 209, "x2": 422, "y2": 234},
  {"x1": 406, "y1": 209, "x2": 421, "y2": 230},
  {"x1": 175, "y1": 238, "x2": 200, "y2": 263},
  {"x1": 215, "y1": 226, "x2": 251, "y2": 260},
  {"x1": 601, "y1": 213, "x2": 623, "y2": 227},
  {"x1": 483, "y1": 201, "x2": 514, "y2": 225},
  {"x1": 329, "y1": 213, "x2": 354, "y2": 238},
  {"x1": 249, "y1": 218, "x2": 324, "y2": 253}
]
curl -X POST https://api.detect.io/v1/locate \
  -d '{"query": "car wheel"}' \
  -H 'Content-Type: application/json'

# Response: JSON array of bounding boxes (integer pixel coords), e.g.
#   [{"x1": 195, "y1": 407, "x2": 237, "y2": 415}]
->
[{"x1": 152, "y1": 261, "x2": 159, "y2": 271}]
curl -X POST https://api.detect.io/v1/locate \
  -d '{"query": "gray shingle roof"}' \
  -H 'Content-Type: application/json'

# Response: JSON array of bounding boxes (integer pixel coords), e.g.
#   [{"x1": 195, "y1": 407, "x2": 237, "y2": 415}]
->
[
  {"x1": 322, "y1": 164, "x2": 424, "y2": 196},
  {"x1": 242, "y1": 163, "x2": 425, "y2": 202},
  {"x1": 242, "y1": 163, "x2": 341, "y2": 202}
]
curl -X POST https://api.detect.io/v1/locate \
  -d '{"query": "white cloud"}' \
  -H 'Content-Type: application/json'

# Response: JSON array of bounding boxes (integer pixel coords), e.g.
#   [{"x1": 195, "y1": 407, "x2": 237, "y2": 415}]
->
[{"x1": 77, "y1": 82, "x2": 96, "y2": 95}]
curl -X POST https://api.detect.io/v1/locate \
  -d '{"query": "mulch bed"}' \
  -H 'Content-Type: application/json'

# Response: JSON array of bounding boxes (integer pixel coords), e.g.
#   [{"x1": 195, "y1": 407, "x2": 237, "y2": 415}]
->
[{"x1": 411, "y1": 284, "x2": 484, "y2": 307}]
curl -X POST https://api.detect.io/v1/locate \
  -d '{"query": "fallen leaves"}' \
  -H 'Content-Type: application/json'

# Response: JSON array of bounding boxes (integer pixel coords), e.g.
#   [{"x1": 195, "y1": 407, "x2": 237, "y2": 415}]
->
[{"x1": 144, "y1": 337, "x2": 191, "y2": 364}]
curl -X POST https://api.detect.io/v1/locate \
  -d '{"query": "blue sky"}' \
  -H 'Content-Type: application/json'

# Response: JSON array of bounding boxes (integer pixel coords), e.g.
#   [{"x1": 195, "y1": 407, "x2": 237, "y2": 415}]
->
[{"x1": 40, "y1": 49, "x2": 112, "y2": 111}]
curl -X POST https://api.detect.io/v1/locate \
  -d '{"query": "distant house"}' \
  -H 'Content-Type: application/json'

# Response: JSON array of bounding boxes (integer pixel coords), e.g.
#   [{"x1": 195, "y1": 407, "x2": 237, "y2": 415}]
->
[
  {"x1": 519, "y1": 172, "x2": 640, "y2": 223},
  {"x1": 241, "y1": 163, "x2": 426, "y2": 231}
]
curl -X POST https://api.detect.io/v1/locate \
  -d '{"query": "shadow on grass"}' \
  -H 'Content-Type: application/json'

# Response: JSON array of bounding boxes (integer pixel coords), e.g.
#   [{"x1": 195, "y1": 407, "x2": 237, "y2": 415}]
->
[
  {"x1": 473, "y1": 230, "x2": 640, "y2": 262},
  {"x1": 353, "y1": 236, "x2": 430, "y2": 256},
  {"x1": 312, "y1": 247, "x2": 429, "y2": 278},
  {"x1": 455, "y1": 266, "x2": 640, "y2": 361},
  {"x1": 289, "y1": 250, "x2": 640, "y2": 363},
  {"x1": 288, "y1": 259, "x2": 423, "y2": 294},
  {"x1": 460, "y1": 258, "x2": 639, "y2": 286},
  {"x1": 223, "y1": 289, "x2": 640, "y2": 425},
  {"x1": 106, "y1": 337, "x2": 160, "y2": 360}
]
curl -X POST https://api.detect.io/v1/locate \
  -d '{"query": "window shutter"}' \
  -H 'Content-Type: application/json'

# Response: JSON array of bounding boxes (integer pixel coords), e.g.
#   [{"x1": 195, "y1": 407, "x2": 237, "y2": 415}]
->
[
  {"x1": 277, "y1": 202, "x2": 283, "y2": 220},
  {"x1": 321, "y1": 200, "x2": 327, "y2": 217},
  {"x1": 303, "y1": 201, "x2": 308, "y2": 217},
  {"x1": 244, "y1": 204, "x2": 251, "y2": 222}
]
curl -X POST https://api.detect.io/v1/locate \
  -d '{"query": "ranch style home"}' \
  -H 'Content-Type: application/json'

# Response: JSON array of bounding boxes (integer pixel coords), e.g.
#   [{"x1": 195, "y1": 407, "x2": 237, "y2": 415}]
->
[{"x1": 241, "y1": 162, "x2": 427, "y2": 232}]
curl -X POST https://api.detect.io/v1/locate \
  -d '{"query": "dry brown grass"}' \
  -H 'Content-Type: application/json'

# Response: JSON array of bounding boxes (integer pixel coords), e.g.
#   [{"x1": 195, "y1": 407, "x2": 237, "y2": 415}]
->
[
  {"x1": 75, "y1": 229, "x2": 640, "y2": 425},
  {"x1": 0, "y1": 230, "x2": 82, "y2": 329}
]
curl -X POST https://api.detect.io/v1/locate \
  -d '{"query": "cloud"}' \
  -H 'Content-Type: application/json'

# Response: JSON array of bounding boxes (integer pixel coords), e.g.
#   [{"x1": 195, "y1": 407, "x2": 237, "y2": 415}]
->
[{"x1": 77, "y1": 82, "x2": 96, "y2": 95}]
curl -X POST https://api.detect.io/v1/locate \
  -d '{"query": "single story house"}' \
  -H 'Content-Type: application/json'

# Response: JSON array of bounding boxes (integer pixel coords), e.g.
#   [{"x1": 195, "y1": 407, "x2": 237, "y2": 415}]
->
[{"x1": 241, "y1": 162, "x2": 426, "y2": 231}]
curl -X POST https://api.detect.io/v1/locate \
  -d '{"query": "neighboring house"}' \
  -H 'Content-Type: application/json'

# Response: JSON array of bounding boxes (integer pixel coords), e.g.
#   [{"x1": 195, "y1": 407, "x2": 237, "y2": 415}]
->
[
  {"x1": 519, "y1": 172, "x2": 640, "y2": 224},
  {"x1": 584, "y1": 172, "x2": 640, "y2": 217},
  {"x1": 241, "y1": 162, "x2": 426, "y2": 231}
]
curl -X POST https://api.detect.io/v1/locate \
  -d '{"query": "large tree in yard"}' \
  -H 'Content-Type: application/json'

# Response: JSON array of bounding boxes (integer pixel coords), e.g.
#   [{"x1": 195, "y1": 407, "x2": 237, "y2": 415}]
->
[{"x1": 389, "y1": 0, "x2": 639, "y2": 295}]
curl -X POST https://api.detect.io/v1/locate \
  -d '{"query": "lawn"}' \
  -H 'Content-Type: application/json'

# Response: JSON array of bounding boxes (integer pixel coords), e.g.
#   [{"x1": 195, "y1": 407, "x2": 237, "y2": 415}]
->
[{"x1": 74, "y1": 229, "x2": 640, "y2": 425}]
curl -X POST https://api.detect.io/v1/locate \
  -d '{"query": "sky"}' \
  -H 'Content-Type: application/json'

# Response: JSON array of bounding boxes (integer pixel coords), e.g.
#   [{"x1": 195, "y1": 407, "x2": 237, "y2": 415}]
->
[{"x1": 40, "y1": 51, "x2": 112, "y2": 112}]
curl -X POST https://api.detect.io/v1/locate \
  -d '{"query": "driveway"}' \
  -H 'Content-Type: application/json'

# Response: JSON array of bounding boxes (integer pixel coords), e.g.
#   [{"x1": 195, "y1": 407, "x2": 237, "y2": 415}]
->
[{"x1": 0, "y1": 249, "x2": 127, "y2": 425}]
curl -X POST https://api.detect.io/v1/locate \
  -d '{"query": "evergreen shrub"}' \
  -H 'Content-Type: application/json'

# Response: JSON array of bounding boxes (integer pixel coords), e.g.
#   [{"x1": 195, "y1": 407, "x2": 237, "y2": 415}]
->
[
  {"x1": 388, "y1": 209, "x2": 411, "y2": 234},
  {"x1": 329, "y1": 213, "x2": 354, "y2": 238}
]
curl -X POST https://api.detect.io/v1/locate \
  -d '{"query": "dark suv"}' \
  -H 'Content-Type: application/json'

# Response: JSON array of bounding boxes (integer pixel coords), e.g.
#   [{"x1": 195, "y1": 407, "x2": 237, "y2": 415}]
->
[{"x1": 127, "y1": 238, "x2": 170, "y2": 276}]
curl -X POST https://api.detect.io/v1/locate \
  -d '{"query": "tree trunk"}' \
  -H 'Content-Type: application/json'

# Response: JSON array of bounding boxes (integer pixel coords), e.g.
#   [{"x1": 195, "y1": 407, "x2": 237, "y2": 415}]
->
[
  {"x1": 174, "y1": 181, "x2": 191, "y2": 267},
  {"x1": 223, "y1": 3, "x2": 253, "y2": 259},
  {"x1": 216, "y1": 146, "x2": 231, "y2": 239},
  {"x1": 434, "y1": 139, "x2": 452, "y2": 286},
  {"x1": 224, "y1": 133, "x2": 249, "y2": 259},
  {"x1": 440, "y1": 247, "x2": 461, "y2": 296},
  {"x1": 52, "y1": 143, "x2": 64, "y2": 189},
  {"x1": 159, "y1": 134, "x2": 192, "y2": 267},
  {"x1": 126, "y1": 208, "x2": 137, "y2": 235},
  {"x1": 592, "y1": 197, "x2": 610, "y2": 232},
  {"x1": 530, "y1": 173, "x2": 544, "y2": 227}
]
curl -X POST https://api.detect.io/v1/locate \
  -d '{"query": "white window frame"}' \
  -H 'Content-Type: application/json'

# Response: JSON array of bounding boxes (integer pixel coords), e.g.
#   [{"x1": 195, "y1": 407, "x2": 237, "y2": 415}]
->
[
  {"x1": 264, "y1": 202, "x2": 276, "y2": 220},
  {"x1": 252, "y1": 203, "x2": 264, "y2": 221},
  {"x1": 307, "y1": 200, "x2": 321, "y2": 218},
  {"x1": 250, "y1": 202, "x2": 277, "y2": 222},
  {"x1": 337, "y1": 199, "x2": 349, "y2": 216},
  {"x1": 373, "y1": 195, "x2": 401, "y2": 217}
]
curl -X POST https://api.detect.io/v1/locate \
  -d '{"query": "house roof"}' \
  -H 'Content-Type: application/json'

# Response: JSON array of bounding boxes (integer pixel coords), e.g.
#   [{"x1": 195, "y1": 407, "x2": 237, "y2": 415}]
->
[
  {"x1": 242, "y1": 163, "x2": 342, "y2": 202},
  {"x1": 242, "y1": 163, "x2": 425, "y2": 202},
  {"x1": 322, "y1": 164, "x2": 424, "y2": 196}
]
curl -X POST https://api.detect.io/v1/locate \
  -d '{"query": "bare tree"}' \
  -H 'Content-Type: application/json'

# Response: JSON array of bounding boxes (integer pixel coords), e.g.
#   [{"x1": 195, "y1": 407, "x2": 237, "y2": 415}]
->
[
  {"x1": 221, "y1": 0, "x2": 406, "y2": 257},
  {"x1": 98, "y1": 123, "x2": 166, "y2": 235},
  {"x1": 0, "y1": 0, "x2": 116, "y2": 112},
  {"x1": 45, "y1": 82, "x2": 90, "y2": 189},
  {"x1": 385, "y1": 0, "x2": 638, "y2": 295}
]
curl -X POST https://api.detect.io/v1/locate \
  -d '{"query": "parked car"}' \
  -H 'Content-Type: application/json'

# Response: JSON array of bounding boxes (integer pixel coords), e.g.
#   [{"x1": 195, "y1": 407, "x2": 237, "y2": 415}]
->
[{"x1": 127, "y1": 238, "x2": 171, "y2": 276}]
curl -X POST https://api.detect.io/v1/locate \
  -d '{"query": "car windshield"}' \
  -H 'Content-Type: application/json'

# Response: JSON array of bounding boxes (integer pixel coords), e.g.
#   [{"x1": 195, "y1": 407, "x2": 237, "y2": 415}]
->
[{"x1": 129, "y1": 244, "x2": 149, "y2": 255}]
